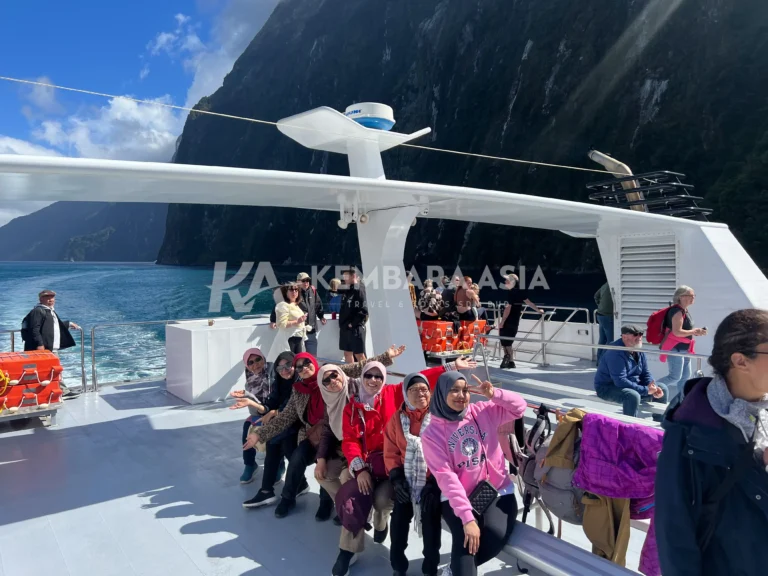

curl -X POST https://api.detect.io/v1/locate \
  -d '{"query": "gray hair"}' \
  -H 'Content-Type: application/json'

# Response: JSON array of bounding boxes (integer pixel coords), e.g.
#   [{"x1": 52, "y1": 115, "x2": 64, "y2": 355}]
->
[{"x1": 672, "y1": 285, "x2": 694, "y2": 304}]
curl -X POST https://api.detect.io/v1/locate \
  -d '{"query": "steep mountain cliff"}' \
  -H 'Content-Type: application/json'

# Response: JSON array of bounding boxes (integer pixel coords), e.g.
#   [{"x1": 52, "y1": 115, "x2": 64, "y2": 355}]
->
[
  {"x1": 158, "y1": 0, "x2": 768, "y2": 272},
  {"x1": 0, "y1": 202, "x2": 168, "y2": 262}
]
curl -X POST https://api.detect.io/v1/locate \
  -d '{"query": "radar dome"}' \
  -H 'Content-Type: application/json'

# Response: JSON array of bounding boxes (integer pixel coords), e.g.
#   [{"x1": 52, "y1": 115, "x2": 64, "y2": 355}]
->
[{"x1": 344, "y1": 103, "x2": 395, "y2": 131}]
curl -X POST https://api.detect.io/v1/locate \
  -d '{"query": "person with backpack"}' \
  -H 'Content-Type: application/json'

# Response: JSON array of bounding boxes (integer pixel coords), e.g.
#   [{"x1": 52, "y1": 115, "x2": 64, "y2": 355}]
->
[
  {"x1": 654, "y1": 285, "x2": 707, "y2": 399},
  {"x1": 22, "y1": 289, "x2": 80, "y2": 398},
  {"x1": 656, "y1": 308, "x2": 768, "y2": 576},
  {"x1": 593, "y1": 324, "x2": 668, "y2": 417},
  {"x1": 421, "y1": 372, "x2": 527, "y2": 576}
]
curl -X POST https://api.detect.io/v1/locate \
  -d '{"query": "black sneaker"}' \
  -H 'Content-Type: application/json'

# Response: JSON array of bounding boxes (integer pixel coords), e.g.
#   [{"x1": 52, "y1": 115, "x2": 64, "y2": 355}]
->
[
  {"x1": 61, "y1": 387, "x2": 80, "y2": 399},
  {"x1": 315, "y1": 497, "x2": 334, "y2": 521},
  {"x1": 274, "y1": 497, "x2": 296, "y2": 518},
  {"x1": 508, "y1": 360, "x2": 516, "y2": 369},
  {"x1": 243, "y1": 490, "x2": 277, "y2": 509},
  {"x1": 374, "y1": 523, "x2": 388, "y2": 543},
  {"x1": 331, "y1": 550, "x2": 356, "y2": 576}
]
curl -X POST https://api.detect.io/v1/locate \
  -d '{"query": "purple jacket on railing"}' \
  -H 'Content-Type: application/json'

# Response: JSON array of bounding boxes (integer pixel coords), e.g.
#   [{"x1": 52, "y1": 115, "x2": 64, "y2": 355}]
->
[{"x1": 573, "y1": 412, "x2": 664, "y2": 576}]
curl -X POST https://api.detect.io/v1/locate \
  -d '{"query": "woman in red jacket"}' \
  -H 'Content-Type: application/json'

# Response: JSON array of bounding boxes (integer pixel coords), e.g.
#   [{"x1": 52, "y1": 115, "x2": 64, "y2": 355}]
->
[{"x1": 331, "y1": 356, "x2": 476, "y2": 576}]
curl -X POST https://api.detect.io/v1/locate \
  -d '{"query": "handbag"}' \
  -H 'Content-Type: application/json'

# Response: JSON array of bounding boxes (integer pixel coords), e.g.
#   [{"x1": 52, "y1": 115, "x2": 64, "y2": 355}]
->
[{"x1": 467, "y1": 416, "x2": 499, "y2": 516}]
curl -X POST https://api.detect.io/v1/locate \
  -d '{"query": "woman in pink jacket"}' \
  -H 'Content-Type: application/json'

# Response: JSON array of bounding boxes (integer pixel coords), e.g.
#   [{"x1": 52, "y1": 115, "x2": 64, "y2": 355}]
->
[{"x1": 422, "y1": 372, "x2": 527, "y2": 576}]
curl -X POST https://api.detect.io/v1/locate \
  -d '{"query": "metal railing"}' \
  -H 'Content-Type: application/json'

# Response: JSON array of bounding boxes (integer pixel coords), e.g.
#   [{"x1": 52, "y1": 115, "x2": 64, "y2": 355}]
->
[
  {"x1": 486, "y1": 305, "x2": 593, "y2": 367},
  {"x1": 0, "y1": 327, "x2": 88, "y2": 390},
  {"x1": 90, "y1": 317, "x2": 217, "y2": 391}
]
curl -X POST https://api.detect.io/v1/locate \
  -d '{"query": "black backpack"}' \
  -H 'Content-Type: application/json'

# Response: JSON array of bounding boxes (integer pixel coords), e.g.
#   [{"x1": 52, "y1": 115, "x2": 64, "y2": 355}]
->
[{"x1": 20, "y1": 310, "x2": 34, "y2": 342}]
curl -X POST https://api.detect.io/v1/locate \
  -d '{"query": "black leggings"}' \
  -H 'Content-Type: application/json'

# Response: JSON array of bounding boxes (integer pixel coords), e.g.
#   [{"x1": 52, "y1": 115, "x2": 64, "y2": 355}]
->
[
  {"x1": 288, "y1": 336, "x2": 304, "y2": 354},
  {"x1": 442, "y1": 494, "x2": 518, "y2": 576}
]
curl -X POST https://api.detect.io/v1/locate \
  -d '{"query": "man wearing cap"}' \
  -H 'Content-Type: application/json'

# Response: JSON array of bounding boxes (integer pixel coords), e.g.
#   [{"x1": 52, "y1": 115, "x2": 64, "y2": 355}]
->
[
  {"x1": 296, "y1": 272, "x2": 325, "y2": 356},
  {"x1": 22, "y1": 290, "x2": 81, "y2": 398},
  {"x1": 593, "y1": 324, "x2": 668, "y2": 417}
]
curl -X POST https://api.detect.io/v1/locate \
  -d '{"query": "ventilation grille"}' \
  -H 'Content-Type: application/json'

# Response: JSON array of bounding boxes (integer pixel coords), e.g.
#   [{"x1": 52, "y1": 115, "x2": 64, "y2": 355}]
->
[{"x1": 619, "y1": 236, "x2": 677, "y2": 325}]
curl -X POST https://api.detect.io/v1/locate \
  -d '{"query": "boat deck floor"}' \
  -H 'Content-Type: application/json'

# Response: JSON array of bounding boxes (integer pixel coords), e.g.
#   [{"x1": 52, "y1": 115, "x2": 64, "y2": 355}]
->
[{"x1": 0, "y1": 360, "x2": 651, "y2": 576}]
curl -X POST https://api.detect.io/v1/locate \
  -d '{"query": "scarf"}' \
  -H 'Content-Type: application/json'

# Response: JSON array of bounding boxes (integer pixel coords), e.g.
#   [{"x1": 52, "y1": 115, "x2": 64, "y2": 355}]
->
[
  {"x1": 358, "y1": 361, "x2": 387, "y2": 407},
  {"x1": 707, "y1": 373, "x2": 768, "y2": 454},
  {"x1": 243, "y1": 347, "x2": 270, "y2": 402},
  {"x1": 401, "y1": 409, "x2": 431, "y2": 536},
  {"x1": 430, "y1": 371, "x2": 468, "y2": 421},
  {"x1": 318, "y1": 363, "x2": 350, "y2": 440},
  {"x1": 292, "y1": 352, "x2": 325, "y2": 425}
]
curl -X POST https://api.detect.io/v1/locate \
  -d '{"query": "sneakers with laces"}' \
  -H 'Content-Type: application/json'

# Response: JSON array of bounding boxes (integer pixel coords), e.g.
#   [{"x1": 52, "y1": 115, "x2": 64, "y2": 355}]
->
[
  {"x1": 242, "y1": 489, "x2": 277, "y2": 509},
  {"x1": 331, "y1": 550, "x2": 357, "y2": 576},
  {"x1": 240, "y1": 464, "x2": 258, "y2": 484}
]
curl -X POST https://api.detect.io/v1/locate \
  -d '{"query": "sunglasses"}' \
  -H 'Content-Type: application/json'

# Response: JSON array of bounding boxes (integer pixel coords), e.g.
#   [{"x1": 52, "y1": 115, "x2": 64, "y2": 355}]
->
[
  {"x1": 276, "y1": 364, "x2": 293, "y2": 373},
  {"x1": 295, "y1": 360, "x2": 313, "y2": 370},
  {"x1": 247, "y1": 356, "x2": 264, "y2": 365},
  {"x1": 363, "y1": 373, "x2": 384, "y2": 381},
  {"x1": 322, "y1": 371, "x2": 339, "y2": 385},
  {"x1": 288, "y1": 287, "x2": 299, "y2": 292}
]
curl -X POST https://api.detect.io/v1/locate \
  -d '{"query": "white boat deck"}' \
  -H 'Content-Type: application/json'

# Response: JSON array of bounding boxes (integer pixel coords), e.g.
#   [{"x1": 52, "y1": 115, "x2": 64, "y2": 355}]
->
[{"x1": 0, "y1": 359, "x2": 653, "y2": 576}]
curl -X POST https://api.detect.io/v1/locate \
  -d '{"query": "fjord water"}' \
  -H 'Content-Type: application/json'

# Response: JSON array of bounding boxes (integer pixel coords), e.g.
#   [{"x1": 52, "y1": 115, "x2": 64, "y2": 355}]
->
[{"x1": 0, "y1": 262, "x2": 602, "y2": 385}]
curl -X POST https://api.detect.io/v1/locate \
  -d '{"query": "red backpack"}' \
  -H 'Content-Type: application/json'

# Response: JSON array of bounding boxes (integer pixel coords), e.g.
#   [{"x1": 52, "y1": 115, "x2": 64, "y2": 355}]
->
[{"x1": 646, "y1": 304, "x2": 682, "y2": 345}]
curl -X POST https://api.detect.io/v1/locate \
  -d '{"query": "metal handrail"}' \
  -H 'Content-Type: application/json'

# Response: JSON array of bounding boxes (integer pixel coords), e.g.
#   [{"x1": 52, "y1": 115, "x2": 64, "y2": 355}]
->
[
  {"x1": 90, "y1": 317, "x2": 219, "y2": 390},
  {"x1": 0, "y1": 327, "x2": 87, "y2": 390}
]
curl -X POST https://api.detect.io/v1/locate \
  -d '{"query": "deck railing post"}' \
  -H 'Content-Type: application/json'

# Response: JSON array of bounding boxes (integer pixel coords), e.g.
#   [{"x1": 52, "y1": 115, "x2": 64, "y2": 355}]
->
[
  {"x1": 540, "y1": 318, "x2": 549, "y2": 367},
  {"x1": 91, "y1": 327, "x2": 98, "y2": 392},
  {"x1": 10, "y1": 331, "x2": 15, "y2": 352}
]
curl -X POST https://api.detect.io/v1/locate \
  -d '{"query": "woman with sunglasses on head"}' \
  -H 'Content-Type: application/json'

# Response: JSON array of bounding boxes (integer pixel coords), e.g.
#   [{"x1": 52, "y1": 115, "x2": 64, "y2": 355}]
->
[
  {"x1": 422, "y1": 373, "x2": 527, "y2": 576},
  {"x1": 229, "y1": 347, "x2": 272, "y2": 483},
  {"x1": 232, "y1": 351, "x2": 298, "y2": 485},
  {"x1": 267, "y1": 283, "x2": 308, "y2": 360},
  {"x1": 330, "y1": 355, "x2": 477, "y2": 576},
  {"x1": 243, "y1": 347, "x2": 403, "y2": 519},
  {"x1": 656, "y1": 309, "x2": 768, "y2": 576}
]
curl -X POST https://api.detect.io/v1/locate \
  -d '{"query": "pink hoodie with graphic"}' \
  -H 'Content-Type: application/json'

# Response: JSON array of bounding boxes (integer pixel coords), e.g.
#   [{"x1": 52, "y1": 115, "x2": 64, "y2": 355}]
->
[{"x1": 421, "y1": 388, "x2": 527, "y2": 525}]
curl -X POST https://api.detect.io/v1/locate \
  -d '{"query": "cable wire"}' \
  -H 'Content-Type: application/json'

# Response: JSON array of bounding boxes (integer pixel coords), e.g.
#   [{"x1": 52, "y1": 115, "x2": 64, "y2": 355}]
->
[{"x1": 0, "y1": 75, "x2": 620, "y2": 175}]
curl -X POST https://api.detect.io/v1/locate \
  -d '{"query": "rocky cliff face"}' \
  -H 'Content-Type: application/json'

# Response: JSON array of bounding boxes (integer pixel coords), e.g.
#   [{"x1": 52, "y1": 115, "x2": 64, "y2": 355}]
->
[
  {"x1": 158, "y1": 0, "x2": 768, "y2": 272},
  {"x1": 0, "y1": 202, "x2": 168, "y2": 262}
]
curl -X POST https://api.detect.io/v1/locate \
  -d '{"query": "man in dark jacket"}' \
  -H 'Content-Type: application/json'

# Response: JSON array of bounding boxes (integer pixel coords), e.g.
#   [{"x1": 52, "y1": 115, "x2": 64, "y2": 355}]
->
[
  {"x1": 593, "y1": 324, "x2": 667, "y2": 416},
  {"x1": 22, "y1": 289, "x2": 80, "y2": 397},
  {"x1": 296, "y1": 272, "x2": 325, "y2": 356},
  {"x1": 338, "y1": 268, "x2": 368, "y2": 363}
]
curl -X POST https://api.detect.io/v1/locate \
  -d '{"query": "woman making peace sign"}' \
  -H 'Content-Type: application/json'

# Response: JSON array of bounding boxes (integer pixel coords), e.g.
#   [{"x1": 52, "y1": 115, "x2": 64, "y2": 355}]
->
[{"x1": 422, "y1": 373, "x2": 527, "y2": 576}]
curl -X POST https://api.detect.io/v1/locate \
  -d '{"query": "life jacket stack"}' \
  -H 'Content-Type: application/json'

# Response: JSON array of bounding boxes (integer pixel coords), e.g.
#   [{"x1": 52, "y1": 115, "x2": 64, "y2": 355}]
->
[
  {"x1": 416, "y1": 320, "x2": 487, "y2": 354},
  {"x1": 0, "y1": 351, "x2": 64, "y2": 414}
]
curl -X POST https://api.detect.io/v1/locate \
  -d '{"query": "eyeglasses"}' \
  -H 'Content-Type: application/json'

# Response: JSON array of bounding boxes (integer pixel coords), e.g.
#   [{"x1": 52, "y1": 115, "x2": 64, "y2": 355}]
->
[
  {"x1": 408, "y1": 385, "x2": 430, "y2": 396},
  {"x1": 276, "y1": 364, "x2": 293, "y2": 373},
  {"x1": 363, "y1": 373, "x2": 384, "y2": 381},
  {"x1": 247, "y1": 357, "x2": 264, "y2": 365},
  {"x1": 295, "y1": 360, "x2": 313, "y2": 370},
  {"x1": 322, "y1": 371, "x2": 339, "y2": 385}
]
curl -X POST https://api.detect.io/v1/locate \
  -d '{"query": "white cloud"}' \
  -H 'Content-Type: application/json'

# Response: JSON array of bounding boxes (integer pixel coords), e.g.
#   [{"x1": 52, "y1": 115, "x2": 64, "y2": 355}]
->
[
  {"x1": 33, "y1": 96, "x2": 183, "y2": 161},
  {"x1": 139, "y1": 64, "x2": 150, "y2": 80},
  {"x1": 20, "y1": 76, "x2": 65, "y2": 120}
]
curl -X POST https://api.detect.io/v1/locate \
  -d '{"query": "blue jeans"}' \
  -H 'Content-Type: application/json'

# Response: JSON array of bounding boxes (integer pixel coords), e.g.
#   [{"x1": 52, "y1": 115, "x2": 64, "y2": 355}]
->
[
  {"x1": 657, "y1": 354, "x2": 691, "y2": 399},
  {"x1": 595, "y1": 382, "x2": 669, "y2": 417},
  {"x1": 596, "y1": 313, "x2": 614, "y2": 364}
]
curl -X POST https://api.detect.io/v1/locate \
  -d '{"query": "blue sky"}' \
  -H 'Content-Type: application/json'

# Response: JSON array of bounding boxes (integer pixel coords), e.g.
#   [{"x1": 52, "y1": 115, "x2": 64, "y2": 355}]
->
[{"x1": 0, "y1": 0, "x2": 278, "y2": 225}]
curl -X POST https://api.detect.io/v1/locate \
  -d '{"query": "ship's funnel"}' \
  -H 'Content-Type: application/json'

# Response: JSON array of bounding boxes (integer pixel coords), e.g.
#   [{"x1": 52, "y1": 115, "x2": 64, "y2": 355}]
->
[
  {"x1": 345, "y1": 103, "x2": 395, "y2": 131},
  {"x1": 588, "y1": 150, "x2": 647, "y2": 212}
]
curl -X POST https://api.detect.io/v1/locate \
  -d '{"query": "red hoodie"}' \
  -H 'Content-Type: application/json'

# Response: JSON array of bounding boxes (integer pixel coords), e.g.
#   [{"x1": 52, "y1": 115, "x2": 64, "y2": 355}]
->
[{"x1": 342, "y1": 365, "x2": 445, "y2": 474}]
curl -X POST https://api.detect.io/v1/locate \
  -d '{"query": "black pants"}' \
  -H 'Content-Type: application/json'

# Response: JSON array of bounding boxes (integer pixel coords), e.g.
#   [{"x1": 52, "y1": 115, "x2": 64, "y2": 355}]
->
[
  {"x1": 242, "y1": 420, "x2": 257, "y2": 467},
  {"x1": 288, "y1": 336, "x2": 304, "y2": 354},
  {"x1": 260, "y1": 429, "x2": 299, "y2": 492},
  {"x1": 390, "y1": 499, "x2": 442, "y2": 575},
  {"x1": 282, "y1": 438, "x2": 332, "y2": 504},
  {"x1": 442, "y1": 494, "x2": 518, "y2": 576}
]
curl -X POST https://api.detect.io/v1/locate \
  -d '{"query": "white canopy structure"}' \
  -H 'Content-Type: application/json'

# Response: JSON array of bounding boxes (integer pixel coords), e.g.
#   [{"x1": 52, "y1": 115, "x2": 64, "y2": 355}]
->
[{"x1": 0, "y1": 105, "x2": 766, "y2": 372}]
